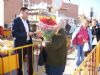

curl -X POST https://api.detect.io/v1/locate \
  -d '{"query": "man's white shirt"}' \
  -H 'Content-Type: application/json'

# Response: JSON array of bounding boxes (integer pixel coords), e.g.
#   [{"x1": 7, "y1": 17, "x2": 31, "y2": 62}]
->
[{"x1": 20, "y1": 18, "x2": 30, "y2": 41}]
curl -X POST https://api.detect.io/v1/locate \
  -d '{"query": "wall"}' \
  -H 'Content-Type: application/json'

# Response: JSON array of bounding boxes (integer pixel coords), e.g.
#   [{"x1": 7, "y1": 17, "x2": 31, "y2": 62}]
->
[
  {"x1": 4, "y1": 0, "x2": 78, "y2": 25},
  {"x1": 58, "y1": 3, "x2": 78, "y2": 19},
  {"x1": 0, "y1": 0, "x2": 4, "y2": 27},
  {"x1": 4, "y1": 0, "x2": 22, "y2": 24}
]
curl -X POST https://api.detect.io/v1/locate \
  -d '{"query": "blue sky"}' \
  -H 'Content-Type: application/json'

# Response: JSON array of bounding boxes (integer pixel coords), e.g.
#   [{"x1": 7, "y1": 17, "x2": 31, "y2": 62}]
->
[{"x1": 63, "y1": 0, "x2": 100, "y2": 19}]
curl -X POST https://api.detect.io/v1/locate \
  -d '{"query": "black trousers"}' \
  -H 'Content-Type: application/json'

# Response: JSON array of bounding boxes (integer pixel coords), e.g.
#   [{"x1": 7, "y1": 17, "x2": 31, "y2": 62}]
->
[{"x1": 15, "y1": 40, "x2": 33, "y2": 75}]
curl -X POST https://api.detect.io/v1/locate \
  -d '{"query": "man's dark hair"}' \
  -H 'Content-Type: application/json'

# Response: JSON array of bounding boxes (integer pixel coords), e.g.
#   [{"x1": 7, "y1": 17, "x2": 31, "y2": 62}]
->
[{"x1": 20, "y1": 7, "x2": 29, "y2": 11}]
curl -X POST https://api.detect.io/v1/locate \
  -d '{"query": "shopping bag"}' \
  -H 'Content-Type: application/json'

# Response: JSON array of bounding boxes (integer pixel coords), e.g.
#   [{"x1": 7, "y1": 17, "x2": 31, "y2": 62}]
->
[
  {"x1": 83, "y1": 42, "x2": 90, "y2": 52},
  {"x1": 38, "y1": 47, "x2": 47, "y2": 66},
  {"x1": 92, "y1": 37, "x2": 97, "y2": 45}
]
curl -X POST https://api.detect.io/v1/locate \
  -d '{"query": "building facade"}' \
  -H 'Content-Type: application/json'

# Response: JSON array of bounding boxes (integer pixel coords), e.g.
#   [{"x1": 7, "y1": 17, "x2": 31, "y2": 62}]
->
[
  {"x1": 4, "y1": 0, "x2": 22, "y2": 28},
  {"x1": 58, "y1": 3, "x2": 78, "y2": 19},
  {"x1": 3, "y1": 0, "x2": 78, "y2": 28},
  {"x1": 0, "y1": 0, "x2": 4, "y2": 27}
]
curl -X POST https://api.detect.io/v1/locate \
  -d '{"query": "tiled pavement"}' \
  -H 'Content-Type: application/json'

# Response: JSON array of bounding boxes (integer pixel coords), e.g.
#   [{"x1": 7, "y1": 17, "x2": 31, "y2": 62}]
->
[
  {"x1": 34, "y1": 50, "x2": 76, "y2": 75},
  {"x1": 63, "y1": 51, "x2": 76, "y2": 75},
  {"x1": 4, "y1": 50, "x2": 76, "y2": 75}
]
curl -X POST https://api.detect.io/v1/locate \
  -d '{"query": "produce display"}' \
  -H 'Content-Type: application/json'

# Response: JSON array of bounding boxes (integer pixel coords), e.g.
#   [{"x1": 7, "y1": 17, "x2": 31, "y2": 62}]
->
[{"x1": 0, "y1": 39, "x2": 13, "y2": 56}]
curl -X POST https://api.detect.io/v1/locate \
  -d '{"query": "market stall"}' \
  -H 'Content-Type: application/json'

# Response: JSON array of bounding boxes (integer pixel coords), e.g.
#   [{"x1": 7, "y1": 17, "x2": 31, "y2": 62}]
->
[{"x1": 0, "y1": 39, "x2": 18, "y2": 74}]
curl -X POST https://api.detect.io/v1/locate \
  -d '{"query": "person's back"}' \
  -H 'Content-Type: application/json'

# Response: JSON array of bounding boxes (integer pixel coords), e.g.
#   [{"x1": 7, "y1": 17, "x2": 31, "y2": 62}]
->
[
  {"x1": 90, "y1": 19, "x2": 98, "y2": 48},
  {"x1": 46, "y1": 28, "x2": 67, "y2": 66},
  {"x1": 96, "y1": 24, "x2": 100, "y2": 41},
  {"x1": 65, "y1": 23, "x2": 71, "y2": 35}
]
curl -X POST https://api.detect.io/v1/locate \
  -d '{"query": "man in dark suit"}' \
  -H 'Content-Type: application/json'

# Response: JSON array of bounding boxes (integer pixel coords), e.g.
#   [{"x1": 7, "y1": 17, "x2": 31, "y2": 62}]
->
[{"x1": 12, "y1": 7, "x2": 33, "y2": 75}]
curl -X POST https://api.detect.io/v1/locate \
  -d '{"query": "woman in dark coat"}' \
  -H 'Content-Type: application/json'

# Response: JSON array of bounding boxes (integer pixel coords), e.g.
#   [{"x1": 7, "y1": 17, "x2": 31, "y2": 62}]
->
[{"x1": 42, "y1": 18, "x2": 67, "y2": 75}]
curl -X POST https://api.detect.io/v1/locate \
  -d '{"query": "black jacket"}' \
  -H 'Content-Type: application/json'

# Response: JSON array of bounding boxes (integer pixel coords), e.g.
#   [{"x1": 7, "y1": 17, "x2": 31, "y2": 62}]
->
[
  {"x1": 12, "y1": 17, "x2": 32, "y2": 47},
  {"x1": 46, "y1": 29, "x2": 67, "y2": 67}
]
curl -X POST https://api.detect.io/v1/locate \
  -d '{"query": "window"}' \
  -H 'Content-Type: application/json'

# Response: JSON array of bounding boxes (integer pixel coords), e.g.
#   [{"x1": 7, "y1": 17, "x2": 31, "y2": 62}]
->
[
  {"x1": 24, "y1": 4, "x2": 28, "y2": 7},
  {"x1": 23, "y1": 0, "x2": 30, "y2": 7},
  {"x1": 23, "y1": 0, "x2": 29, "y2": 2}
]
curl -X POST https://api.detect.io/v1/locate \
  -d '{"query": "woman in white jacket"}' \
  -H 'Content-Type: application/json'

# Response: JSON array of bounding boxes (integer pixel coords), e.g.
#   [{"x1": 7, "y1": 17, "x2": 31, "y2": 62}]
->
[{"x1": 70, "y1": 19, "x2": 92, "y2": 67}]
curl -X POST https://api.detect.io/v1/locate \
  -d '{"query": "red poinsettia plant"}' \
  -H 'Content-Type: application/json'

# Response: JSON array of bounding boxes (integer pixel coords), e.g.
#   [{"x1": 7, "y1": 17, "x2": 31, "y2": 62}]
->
[
  {"x1": 40, "y1": 17, "x2": 57, "y2": 26},
  {"x1": 37, "y1": 16, "x2": 57, "y2": 41},
  {"x1": 38, "y1": 16, "x2": 57, "y2": 30}
]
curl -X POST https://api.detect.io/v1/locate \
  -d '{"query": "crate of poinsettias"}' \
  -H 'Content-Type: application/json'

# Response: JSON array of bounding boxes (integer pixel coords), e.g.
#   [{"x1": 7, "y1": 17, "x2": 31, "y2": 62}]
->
[{"x1": 0, "y1": 50, "x2": 19, "y2": 74}]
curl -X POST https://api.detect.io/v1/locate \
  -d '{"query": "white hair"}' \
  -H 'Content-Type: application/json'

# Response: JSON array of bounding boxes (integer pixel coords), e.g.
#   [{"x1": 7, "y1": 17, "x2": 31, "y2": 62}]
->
[{"x1": 56, "y1": 17, "x2": 66, "y2": 28}]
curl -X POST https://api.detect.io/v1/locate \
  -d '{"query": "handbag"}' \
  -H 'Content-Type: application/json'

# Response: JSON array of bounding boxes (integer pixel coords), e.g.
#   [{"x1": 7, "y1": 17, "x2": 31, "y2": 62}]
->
[{"x1": 38, "y1": 47, "x2": 47, "y2": 66}]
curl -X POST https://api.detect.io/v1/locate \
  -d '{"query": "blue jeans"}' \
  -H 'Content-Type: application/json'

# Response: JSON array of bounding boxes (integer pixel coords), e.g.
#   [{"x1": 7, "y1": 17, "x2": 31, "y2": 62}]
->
[
  {"x1": 76, "y1": 44, "x2": 84, "y2": 66},
  {"x1": 45, "y1": 65, "x2": 65, "y2": 75}
]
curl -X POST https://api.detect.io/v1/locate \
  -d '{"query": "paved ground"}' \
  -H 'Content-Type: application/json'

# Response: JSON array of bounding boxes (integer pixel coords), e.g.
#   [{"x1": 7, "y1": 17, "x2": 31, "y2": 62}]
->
[
  {"x1": 3, "y1": 50, "x2": 76, "y2": 75},
  {"x1": 33, "y1": 50, "x2": 76, "y2": 75},
  {"x1": 63, "y1": 51, "x2": 76, "y2": 75}
]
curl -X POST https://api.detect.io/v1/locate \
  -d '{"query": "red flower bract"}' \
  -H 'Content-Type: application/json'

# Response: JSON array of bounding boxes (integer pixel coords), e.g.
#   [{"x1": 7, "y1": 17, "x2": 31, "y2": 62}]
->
[{"x1": 40, "y1": 17, "x2": 56, "y2": 26}]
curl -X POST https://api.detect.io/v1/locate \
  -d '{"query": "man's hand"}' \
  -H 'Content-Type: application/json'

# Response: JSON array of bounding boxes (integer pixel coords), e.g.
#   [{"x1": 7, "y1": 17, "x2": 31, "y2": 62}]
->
[
  {"x1": 42, "y1": 41, "x2": 46, "y2": 47},
  {"x1": 28, "y1": 32, "x2": 33, "y2": 36}
]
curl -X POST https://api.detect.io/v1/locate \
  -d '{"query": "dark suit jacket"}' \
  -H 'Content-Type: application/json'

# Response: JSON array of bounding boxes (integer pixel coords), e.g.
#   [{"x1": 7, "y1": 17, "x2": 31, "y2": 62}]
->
[{"x1": 12, "y1": 17, "x2": 32, "y2": 47}]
